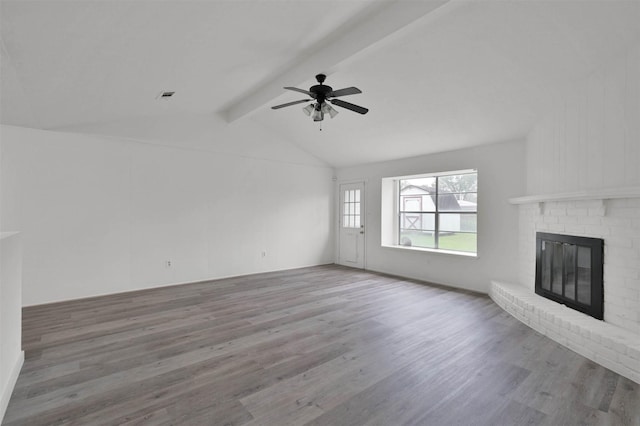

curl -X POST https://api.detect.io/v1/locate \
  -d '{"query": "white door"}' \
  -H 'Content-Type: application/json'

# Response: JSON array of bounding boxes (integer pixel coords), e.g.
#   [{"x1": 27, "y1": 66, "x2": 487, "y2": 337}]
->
[{"x1": 338, "y1": 182, "x2": 365, "y2": 268}]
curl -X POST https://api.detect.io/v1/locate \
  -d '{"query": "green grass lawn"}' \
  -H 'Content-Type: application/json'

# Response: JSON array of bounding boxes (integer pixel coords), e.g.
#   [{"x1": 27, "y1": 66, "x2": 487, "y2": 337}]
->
[{"x1": 400, "y1": 231, "x2": 476, "y2": 253}]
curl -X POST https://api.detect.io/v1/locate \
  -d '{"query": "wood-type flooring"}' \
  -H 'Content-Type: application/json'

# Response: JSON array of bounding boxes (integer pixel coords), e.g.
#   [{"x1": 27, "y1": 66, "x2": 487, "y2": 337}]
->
[{"x1": 4, "y1": 265, "x2": 639, "y2": 425}]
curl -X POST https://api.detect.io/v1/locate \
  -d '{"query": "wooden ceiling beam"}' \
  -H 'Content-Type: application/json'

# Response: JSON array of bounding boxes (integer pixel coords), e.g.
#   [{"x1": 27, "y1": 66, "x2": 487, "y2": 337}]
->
[{"x1": 222, "y1": 0, "x2": 451, "y2": 123}]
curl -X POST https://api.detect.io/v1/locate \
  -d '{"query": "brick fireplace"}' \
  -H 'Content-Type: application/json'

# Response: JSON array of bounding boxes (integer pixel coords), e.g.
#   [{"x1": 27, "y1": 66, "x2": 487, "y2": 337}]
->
[{"x1": 490, "y1": 191, "x2": 640, "y2": 384}]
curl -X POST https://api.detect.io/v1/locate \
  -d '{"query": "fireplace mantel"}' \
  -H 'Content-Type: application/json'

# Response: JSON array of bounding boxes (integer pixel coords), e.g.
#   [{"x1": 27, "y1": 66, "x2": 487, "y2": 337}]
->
[{"x1": 508, "y1": 186, "x2": 640, "y2": 205}]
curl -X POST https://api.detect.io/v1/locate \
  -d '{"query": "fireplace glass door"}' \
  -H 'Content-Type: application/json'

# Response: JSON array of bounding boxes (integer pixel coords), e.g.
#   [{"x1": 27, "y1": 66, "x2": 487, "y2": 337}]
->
[
  {"x1": 540, "y1": 241, "x2": 591, "y2": 303},
  {"x1": 535, "y1": 233, "x2": 603, "y2": 320}
]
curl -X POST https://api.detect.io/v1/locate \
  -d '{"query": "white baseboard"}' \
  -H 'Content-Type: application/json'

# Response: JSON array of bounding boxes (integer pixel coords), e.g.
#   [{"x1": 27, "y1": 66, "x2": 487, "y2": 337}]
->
[{"x1": 0, "y1": 350, "x2": 24, "y2": 423}]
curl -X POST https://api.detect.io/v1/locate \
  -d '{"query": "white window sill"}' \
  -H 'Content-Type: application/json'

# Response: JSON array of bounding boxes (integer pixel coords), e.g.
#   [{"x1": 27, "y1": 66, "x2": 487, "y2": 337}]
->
[{"x1": 381, "y1": 244, "x2": 478, "y2": 258}]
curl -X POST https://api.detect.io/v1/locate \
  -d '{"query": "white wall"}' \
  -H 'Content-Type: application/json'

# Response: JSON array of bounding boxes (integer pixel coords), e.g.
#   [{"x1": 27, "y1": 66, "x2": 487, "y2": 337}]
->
[
  {"x1": 0, "y1": 232, "x2": 23, "y2": 422},
  {"x1": 517, "y1": 42, "x2": 640, "y2": 334},
  {"x1": 0, "y1": 124, "x2": 334, "y2": 306},
  {"x1": 336, "y1": 140, "x2": 526, "y2": 294},
  {"x1": 526, "y1": 43, "x2": 640, "y2": 194}
]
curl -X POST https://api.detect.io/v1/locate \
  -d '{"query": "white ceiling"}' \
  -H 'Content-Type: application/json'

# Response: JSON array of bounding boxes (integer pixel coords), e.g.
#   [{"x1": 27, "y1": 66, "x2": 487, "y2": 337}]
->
[{"x1": 2, "y1": 0, "x2": 639, "y2": 168}]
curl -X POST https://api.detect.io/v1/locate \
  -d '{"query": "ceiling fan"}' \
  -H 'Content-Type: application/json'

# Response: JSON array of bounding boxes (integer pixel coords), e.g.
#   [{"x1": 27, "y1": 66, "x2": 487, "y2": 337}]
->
[{"x1": 271, "y1": 74, "x2": 368, "y2": 122}]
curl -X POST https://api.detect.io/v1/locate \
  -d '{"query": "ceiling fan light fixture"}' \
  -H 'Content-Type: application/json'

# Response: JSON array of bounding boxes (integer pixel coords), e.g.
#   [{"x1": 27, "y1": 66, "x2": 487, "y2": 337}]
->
[
  {"x1": 321, "y1": 102, "x2": 338, "y2": 119},
  {"x1": 311, "y1": 109, "x2": 324, "y2": 121},
  {"x1": 302, "y1": 103, "x2": 315, "y2": 116}
]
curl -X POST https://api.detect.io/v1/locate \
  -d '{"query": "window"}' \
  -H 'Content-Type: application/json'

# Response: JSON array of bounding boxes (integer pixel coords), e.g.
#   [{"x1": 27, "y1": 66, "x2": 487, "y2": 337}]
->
[
  {"x1": 381, "y1": 170, "x2": 477, "y2": 255},
  {"x1": 342, "y1": 188, "x2": 361, "y2": 228}
]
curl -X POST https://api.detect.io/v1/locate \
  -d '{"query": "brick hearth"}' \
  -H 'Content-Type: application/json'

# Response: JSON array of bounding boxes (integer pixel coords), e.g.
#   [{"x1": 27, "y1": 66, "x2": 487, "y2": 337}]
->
[{"x1": 491, "y1": 280, "x2": 639, "y2": 384}]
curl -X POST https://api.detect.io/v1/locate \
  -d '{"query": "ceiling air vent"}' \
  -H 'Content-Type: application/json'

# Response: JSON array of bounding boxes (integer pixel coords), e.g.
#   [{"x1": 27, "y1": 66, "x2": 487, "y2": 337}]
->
[{"x1": 157, "y1": 91, "x2": 175, "y2": 99}]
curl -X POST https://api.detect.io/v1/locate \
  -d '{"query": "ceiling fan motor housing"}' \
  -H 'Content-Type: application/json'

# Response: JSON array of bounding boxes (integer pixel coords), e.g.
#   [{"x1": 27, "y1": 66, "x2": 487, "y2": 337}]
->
[{"x1": 310, "y1": 84, "x2": 332, "y2": 109}]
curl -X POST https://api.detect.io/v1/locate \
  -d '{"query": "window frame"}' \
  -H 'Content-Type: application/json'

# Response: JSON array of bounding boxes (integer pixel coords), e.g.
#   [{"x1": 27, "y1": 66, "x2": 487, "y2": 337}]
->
[{"x1": 382, "y1": 169, "x2": 478, "y2": 257}]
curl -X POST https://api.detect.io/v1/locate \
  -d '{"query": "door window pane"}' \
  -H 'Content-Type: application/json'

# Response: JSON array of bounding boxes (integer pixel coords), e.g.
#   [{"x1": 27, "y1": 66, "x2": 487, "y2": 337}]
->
[{"x1": 343, "y1": 188, "x2": 362, "y2": 228}]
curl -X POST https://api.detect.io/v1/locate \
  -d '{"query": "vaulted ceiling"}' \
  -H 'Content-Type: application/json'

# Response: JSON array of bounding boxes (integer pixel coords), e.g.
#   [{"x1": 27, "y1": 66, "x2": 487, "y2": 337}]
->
[{"x1": 2, "y1": 0, "x2": 639, "y2": 167}]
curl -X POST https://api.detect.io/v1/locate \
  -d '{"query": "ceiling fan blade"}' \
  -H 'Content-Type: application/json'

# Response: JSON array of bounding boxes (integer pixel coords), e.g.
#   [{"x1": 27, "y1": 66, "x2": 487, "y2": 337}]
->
[
  {"x1": 283, "y1": 87, "x2": 316, "y2": 98},
  {"x1": 271, "y1": 99, "x2": 311, "y2": 110},
  {"x1": 330, "y1": 99, "x2": 369, "y2": 115},
  {"x1": 329, "y1": 87, "x2": 362, "y2": 98}
]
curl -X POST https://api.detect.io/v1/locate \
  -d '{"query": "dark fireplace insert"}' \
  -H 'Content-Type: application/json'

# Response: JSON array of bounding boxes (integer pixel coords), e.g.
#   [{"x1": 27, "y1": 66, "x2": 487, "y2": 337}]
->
[{"x1": 535, "y1": 232, "x2": 604, "y2": 320}]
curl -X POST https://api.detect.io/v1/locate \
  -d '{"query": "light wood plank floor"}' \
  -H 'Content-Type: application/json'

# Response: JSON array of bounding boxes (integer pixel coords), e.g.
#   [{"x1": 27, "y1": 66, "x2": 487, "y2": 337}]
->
[{"x1": 4, "y1": 265, "x2": 639, "y2": 425}]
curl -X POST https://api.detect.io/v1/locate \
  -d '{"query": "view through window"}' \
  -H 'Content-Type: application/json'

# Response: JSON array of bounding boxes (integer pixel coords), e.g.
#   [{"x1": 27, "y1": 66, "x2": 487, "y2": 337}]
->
[{"x1": 399, "y1": 171, "x2": 477, "y2": 253}]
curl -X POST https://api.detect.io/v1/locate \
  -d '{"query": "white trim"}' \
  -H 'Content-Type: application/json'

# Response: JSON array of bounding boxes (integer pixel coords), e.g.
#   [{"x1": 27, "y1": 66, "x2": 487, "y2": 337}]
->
[
  {"x1": 337, "y1": 181, "x2": 367, "y2": 269},
  {"x1": 3, "y1": 125, "x2": 333, "y2": 170},
  {"x1": 0, "y1": 351, "x2": 24, "y2": 423},
  {"x1": 365, "y1": 267, "x2": 487, "y2": 295},
  {"x1": 509, "y1": 186, "x2": 640, "y2": 205},
  {"x1": 23, "y1": 263, "x2": 334, "y2": 308},
  {"x1": 383, "y1": 168, "x2": 477, "y2": 181},
  {"x1": 363, "y1": 180, "x2": 367, "y2": 270},
  {"x1": 337, "y1": 178, "x2": 369, "y2": 185},
  {"x1": 381, "y1": 244, "x2": 477, "y2": 258}
]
